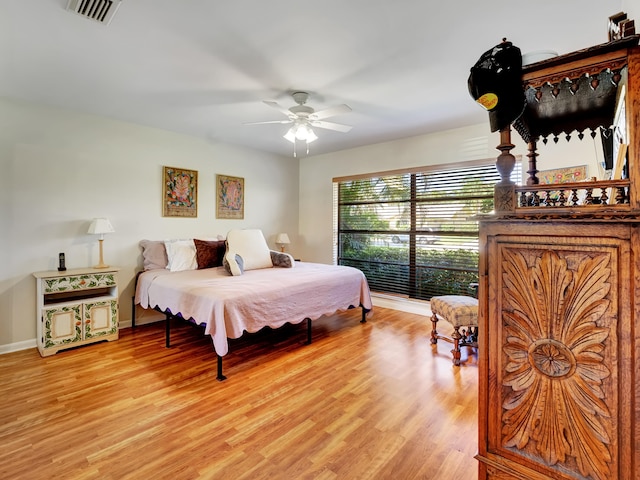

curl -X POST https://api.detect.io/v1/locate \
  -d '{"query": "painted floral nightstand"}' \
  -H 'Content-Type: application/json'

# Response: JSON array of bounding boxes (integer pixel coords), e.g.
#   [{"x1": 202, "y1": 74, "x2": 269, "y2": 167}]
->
[{"x1": 33, "y1": 267, "x2": 119, "y2": 356}]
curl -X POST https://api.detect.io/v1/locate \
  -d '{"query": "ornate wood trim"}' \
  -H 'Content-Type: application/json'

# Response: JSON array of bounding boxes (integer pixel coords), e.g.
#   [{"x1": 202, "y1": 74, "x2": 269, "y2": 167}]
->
[{"x1": 521, "y1": 36, "x2": 639, "y2": 85}]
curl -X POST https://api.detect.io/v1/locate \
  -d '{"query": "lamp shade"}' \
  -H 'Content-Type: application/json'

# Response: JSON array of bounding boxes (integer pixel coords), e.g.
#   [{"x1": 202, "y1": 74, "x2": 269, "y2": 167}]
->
[
  {"x1": 276, "y1": 233, "x2": 290, "y2": 245},
  {"x1": 300, "y1": 126, "x2": 318, "y2": 143},
  {"x1": 284, "y1": 127, "x2": 297, "y2": 143},
  {"x1": 87, "y1": 218, "x2": 115, "y2": 235}
]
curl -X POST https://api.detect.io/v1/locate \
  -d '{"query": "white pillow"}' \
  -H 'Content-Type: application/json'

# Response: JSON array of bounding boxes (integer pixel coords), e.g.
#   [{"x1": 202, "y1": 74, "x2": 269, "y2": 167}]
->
[
  {"x1": 225, "y1": 229, "x2": 273, "y2": 271},
  {"x1": 164, "y1": 239, "x2": 197, "y2": 272}
]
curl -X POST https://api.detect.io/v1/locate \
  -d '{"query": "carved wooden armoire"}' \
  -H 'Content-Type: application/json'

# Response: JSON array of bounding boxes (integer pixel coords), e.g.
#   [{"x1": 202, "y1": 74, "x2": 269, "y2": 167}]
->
[{"x1": 476, "y1": 35, "x2": 640, "y2": 480}]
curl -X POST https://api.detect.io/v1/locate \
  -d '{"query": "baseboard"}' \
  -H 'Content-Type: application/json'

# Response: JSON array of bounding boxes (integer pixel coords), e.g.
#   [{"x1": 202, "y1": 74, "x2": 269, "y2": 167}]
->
[
  {"x1": 0, "y1": 338, "x2": 37, "y2": 355},
  {"x1": 371, "y1": 293, "x2": 432, "y2": 316},
  {"x1": 0, "y1": 318, "x2": 166, "y2": 355}
]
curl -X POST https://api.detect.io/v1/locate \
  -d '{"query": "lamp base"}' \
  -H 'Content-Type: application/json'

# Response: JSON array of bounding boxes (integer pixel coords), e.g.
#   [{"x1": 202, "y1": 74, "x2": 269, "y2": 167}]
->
[{"x1": 94, "y1": 239, "x2": 109, "y2": 269}]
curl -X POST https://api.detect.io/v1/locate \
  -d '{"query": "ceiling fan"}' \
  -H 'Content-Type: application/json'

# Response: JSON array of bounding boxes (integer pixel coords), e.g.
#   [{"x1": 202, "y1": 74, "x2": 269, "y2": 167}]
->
[{"x1": 245, "y1": 91, "x2": 353, "y2": 156}]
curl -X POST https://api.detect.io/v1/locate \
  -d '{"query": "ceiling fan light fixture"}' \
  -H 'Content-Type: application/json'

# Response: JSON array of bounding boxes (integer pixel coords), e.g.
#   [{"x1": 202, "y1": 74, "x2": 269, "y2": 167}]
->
[
  {"x1": 284, "y1": 127, "x2": 297, "y2": 143},
  {"x1": 301, "y1": 126, "x2": 318, "y2": 143},
  {"x1": 249, "y1": 91, "x2": 351, "y2": 155},
  {"x1": 284, "y1": 124, "x2": 318, "y2": 143}
]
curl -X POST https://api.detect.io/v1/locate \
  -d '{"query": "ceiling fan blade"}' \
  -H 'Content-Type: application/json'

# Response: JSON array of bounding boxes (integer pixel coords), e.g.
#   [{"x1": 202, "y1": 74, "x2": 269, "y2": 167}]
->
[
  {"x1": 263, "y1": 100, "x2": 293, "y2": 117},
  {"x1": 309, "y1": 104, "x2": 352, "y2": 120},
  {"x1": 311, "y1": 120, "x2": 353, "y2": 133},
  {"x1": 243, "y1": 119, "x2": 293, "y2": 126}
]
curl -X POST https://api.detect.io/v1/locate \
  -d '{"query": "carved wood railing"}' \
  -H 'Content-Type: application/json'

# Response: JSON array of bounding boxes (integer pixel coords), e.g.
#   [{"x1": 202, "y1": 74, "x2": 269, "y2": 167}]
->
[{"x1": 514, "y1": 179, "x2": 631, "y2": 211}]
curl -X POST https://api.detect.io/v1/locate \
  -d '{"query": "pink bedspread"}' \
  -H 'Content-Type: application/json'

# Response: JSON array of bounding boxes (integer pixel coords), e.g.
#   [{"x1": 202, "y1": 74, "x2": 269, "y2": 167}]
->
[{"x1": 134, "y1": 262, "x2": 373, "y2": 356}]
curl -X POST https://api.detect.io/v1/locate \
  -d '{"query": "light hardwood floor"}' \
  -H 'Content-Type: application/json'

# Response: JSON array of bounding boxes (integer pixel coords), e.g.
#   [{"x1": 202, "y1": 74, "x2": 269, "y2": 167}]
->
[{"x1": 0, "y1": 307, "x2": 478, "y2": 480}]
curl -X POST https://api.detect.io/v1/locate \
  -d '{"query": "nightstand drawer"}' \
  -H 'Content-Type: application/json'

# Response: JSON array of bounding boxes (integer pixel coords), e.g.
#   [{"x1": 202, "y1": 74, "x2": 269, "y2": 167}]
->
[{"x1": 42, "y1": 273, "x2": 117, "y2": 293}]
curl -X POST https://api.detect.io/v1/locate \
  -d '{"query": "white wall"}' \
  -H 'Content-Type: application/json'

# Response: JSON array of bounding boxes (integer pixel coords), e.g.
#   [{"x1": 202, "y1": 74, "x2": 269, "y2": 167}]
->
[
  {"x1": 298, "y1": 123, "x2": 604, "y2": 264},
  {"x1": 621, "y1": 1, "x2": 638, "y2": 27},
  {"x1": 0, "y1": 95, "x2": 608, "y2": 351},
  {"x1": 0, "y1": 97, "x2": 298, "y2": 350}
]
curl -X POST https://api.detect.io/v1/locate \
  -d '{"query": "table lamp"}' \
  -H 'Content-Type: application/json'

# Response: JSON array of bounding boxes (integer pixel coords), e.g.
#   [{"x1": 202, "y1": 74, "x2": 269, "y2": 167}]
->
[
  {"x1": 88, "y1": 218, "x2": 115, "y2": 268},
  {"x1": 275, "y1": 233, "x2": 290, "y2": 252}
]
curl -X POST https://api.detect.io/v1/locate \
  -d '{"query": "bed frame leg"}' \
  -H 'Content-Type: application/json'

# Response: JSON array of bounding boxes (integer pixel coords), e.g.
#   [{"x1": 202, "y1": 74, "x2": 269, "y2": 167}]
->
[
  {"x1": 361, "y1": 306, "x2": 368, "y2": 323},
  {"x1": 306, "y1": 318, "x2": 312, "y2": 344},
  {"x1": 165, "y1": 314, "x2": 171, "y2": 348},
  {"x1": 216, "y1": 355, "x2": 227, "y2": 381}
]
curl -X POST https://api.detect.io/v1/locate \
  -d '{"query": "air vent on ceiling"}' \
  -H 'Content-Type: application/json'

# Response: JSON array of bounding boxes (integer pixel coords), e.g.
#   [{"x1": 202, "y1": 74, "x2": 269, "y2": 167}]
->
[{"x1": 66, "y1": 0, "x2": 122, "y2": 25}]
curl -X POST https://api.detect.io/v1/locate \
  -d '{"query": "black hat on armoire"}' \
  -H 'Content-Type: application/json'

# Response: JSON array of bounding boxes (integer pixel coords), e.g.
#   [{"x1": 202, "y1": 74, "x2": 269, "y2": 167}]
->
[{"x1": 468, "y1": 38, "x2": 525, "y2": 132}]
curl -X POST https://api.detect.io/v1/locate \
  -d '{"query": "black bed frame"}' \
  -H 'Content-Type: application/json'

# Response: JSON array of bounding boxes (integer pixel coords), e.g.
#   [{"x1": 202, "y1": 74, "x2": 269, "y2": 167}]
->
[{"x1": 132, "y1": 295, "x2": 369, "y2": 381}]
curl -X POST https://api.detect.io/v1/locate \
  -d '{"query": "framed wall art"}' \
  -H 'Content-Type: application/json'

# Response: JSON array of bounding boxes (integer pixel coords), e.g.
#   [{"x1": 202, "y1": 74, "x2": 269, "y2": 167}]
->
[
  {"x1": 538, "y1": 165, "x2": 588, "y2": 203},
  {"x1": 163, "y1": 166, "x2": 198, "y2": 217},
  {"x1": 216, "y1": 174, "x2": 244, "y2": 219},
  {"x1": 538, "y1": 165, "x2": 587, "y2": 185}
]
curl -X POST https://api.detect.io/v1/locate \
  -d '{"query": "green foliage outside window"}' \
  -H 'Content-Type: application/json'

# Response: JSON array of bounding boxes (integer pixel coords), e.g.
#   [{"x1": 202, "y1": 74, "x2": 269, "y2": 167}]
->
[{"x1": 340, "y1": 244, "x2": 479, "y2": 299}]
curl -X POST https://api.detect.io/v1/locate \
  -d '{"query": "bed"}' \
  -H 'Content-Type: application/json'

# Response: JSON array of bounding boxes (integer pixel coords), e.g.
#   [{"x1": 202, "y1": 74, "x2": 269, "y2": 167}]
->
[{"x1": 133, "y1": 231, "x2": 373, "y2": 380}]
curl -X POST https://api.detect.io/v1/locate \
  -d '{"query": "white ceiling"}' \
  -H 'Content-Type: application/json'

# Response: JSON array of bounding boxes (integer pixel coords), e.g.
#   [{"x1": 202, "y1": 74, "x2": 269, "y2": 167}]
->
[{"x1": 0, "y1": 0, "x2": 622, "y2": 157}]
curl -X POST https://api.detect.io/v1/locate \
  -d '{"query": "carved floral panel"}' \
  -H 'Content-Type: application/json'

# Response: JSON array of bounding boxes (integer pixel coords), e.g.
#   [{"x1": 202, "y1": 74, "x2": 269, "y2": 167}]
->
[
  {"x1": 499, "y1": 247, "x2": 616, "y2": 480},
  {"x1": 494, "y1": 184, "x2": 516, "y2": 213}
]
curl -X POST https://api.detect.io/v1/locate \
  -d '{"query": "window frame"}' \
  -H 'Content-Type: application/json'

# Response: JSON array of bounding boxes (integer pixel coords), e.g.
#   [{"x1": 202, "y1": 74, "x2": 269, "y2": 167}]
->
[{"x1": 333, "y1": 158, "x2": 521, "y2": 300}]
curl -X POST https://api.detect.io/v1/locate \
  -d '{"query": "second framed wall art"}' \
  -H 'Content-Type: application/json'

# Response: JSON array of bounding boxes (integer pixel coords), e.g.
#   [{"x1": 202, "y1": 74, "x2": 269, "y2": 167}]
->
[{"x1": 216, "y1": 174, "x2": 244, "y2": 219}]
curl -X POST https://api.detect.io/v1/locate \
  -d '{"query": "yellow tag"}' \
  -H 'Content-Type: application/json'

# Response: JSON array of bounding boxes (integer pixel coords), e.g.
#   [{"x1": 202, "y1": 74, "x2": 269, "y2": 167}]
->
[{"x1": 476, "y1": 93, "x2": 498, "y2": 110}]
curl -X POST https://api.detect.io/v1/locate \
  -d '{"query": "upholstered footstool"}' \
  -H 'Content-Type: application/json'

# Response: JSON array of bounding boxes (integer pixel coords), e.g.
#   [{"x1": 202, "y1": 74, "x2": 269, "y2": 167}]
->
[{"x1": 430, "y1": 295, "x2": 478, "y2": 366}]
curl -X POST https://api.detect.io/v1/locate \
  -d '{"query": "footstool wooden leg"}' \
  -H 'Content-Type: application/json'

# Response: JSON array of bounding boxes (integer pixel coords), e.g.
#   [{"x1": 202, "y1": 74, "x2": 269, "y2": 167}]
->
[
  {"x1": 451, "y1": 326, "x2": 462, "y2": 366},
  {"x1": 430, "y1": 312, "x2": 439, "y2": 344}
]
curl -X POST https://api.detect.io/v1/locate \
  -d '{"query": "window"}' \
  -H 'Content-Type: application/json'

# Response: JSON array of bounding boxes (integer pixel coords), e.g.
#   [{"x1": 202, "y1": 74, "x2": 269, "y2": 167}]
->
[{"x1": 334, "y1": 159, "x2": 520, "y2": 300}]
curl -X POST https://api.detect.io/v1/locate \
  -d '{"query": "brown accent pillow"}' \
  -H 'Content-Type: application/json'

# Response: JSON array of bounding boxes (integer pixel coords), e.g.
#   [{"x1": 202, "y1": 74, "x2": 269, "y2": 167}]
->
[{"x1": 194, "y1": 239, "x2": 226, "y2": 269}]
